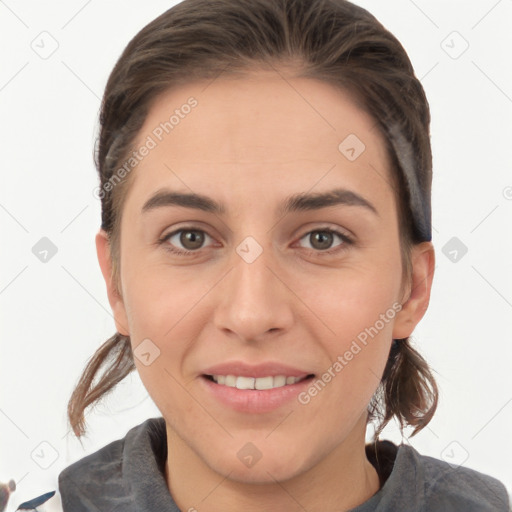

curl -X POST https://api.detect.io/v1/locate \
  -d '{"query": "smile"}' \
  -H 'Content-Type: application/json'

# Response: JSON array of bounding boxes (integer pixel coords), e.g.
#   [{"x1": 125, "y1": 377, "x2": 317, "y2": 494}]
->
[{"x1": 206, "y1": 374, "x2": 312, "y2": 390}]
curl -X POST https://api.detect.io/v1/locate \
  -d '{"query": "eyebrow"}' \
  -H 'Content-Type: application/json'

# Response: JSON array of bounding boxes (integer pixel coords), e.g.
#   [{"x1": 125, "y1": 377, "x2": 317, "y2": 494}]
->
[{"x1": 141, "y1": 187, "x2": 378, "y2": 217}]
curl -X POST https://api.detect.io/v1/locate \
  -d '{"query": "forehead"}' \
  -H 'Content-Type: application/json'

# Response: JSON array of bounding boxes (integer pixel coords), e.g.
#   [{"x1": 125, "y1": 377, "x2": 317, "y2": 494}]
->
[{"x1": 125, "y1": 71, "x2": 394, "y2": 213}]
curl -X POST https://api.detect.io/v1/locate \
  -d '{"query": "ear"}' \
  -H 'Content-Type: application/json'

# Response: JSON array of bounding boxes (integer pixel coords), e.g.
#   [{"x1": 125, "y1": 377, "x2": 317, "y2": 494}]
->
[
  {"x1": 96, "y1": 229, "x2": 130, "y2": 336},
  {"x1": 392, "y1": 241, "x2": 435, "y2": 339}
]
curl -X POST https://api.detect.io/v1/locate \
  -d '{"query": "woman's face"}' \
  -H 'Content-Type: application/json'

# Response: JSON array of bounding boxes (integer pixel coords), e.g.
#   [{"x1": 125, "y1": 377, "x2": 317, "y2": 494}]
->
[{"x1": 100, "y1": 70, "x2": 428, "y2": 483}]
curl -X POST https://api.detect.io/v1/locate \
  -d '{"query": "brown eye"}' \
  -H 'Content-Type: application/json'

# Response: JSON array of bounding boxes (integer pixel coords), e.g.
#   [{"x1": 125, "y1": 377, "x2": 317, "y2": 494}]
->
[
  {"x1": 160, "y1": 228, "x2": 213, "y2": 255},
  {"x1": 297, "y1": 229, "x2": 353, "y2": 255},
  {"x1": 178, "y1": 230, "x2": 205, "y2": 250},
  {"x1": 309, "y1": 231, "x2": 334, "y2": 250}
]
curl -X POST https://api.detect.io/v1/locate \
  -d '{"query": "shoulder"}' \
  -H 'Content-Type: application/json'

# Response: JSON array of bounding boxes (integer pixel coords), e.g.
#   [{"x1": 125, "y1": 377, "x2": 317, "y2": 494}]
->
[
  {"x1": 58, "y1": 417, "x2": 167, "y2": 512},
  {"x1": 399, "y1": 443, "x2": 511, "y2": 511},
  {"x1": 58, "y1": 432, "x2": 127, "y2": 511},
  {"x1": 59, "y1": 434, "x2": 124, "y2": 482}
]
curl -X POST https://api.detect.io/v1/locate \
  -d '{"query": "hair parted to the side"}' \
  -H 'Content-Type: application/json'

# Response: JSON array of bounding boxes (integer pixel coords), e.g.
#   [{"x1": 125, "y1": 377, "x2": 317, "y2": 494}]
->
[{"x1": 67, "y1": 0, "x2": 438, "y2": 439}]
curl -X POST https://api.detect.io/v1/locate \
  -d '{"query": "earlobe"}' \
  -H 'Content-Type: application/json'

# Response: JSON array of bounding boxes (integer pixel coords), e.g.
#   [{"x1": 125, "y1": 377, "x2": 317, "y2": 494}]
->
[
  {"x1": 95, "y1": 229, "x2": 130, "y2": 336},
  {"x1": 392, "y1": 242, "x2": 435, "y2": 339}
]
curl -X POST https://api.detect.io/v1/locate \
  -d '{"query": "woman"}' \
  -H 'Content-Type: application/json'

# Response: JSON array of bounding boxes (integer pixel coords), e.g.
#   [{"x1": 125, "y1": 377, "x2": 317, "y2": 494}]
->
[{"x1": 52, "y1": 0, "x2": 510, "y2": 510}]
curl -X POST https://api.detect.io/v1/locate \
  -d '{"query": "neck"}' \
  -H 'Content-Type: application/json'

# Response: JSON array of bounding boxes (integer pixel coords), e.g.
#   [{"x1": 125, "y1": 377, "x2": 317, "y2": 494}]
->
[{"x1": 165, "y1": 414, "x2": 381, "y2": 512}]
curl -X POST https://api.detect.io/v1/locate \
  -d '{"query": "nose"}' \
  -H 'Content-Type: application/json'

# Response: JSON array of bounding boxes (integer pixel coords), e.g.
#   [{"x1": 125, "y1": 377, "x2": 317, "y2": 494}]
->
[{"x1": 213, "y1": 239, "x2": 295, "y2": 343}]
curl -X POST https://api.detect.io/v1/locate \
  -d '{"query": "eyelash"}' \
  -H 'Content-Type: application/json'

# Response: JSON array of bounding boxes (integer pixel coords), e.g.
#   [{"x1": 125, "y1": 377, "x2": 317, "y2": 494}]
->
[{"x1": 157, "y1": 226, "x2": 354, "y2": 257}]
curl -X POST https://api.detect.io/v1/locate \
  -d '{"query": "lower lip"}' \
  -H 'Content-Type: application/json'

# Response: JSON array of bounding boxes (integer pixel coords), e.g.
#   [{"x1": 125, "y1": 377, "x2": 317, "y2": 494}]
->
[{"x1": 200, "y1": 375, "x2": 315, "y2": 413}]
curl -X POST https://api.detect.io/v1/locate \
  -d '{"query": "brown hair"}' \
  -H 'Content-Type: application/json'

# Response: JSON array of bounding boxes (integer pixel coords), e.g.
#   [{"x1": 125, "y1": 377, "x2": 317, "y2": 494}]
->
[{"x1": 68, "y1": 0, "x2": 438, "y2": 439}]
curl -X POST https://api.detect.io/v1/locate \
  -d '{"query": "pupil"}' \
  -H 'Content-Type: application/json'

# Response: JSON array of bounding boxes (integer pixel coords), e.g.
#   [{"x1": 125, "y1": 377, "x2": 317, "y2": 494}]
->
[
  {"x1": 182, "y1": 230, "x2": 203, "y2": 249},
  {"x1": 313, "y1": 231, "x2": 332, "y2": 250}
]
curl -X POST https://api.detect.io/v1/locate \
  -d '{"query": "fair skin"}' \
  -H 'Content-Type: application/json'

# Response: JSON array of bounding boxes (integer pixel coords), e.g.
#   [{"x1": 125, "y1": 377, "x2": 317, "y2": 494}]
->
[{"x1": 96, "y1": 69, "x2": 434, "y2": 512}]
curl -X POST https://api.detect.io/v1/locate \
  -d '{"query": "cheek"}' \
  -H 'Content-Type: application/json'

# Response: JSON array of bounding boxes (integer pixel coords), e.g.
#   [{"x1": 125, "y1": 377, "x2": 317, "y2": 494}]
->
[
  {"x1": 121, "y1": 258, "x2": 213, "y2": 339},
  {"x1": 121, "y1": 261, "x2": 218, "y2": 407},
  {"x1": 306, "y1": 263, "x2": 400, "y2": 399},
  {"x1": 298, "y1": 291, "x2": 397, "y2": 437},
  {"x1": 313, "y1": 262, "x2": 402, "y2": 343}
]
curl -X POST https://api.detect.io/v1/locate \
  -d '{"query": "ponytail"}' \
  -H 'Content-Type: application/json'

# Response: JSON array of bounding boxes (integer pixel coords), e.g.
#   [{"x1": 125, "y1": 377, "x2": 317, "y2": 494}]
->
[
  {"x1": 67, "y1": 333, "x2": 135, "y2": 438},
  {"x1": 368, "y1": 337, "x2": 439, "y2": 439}
]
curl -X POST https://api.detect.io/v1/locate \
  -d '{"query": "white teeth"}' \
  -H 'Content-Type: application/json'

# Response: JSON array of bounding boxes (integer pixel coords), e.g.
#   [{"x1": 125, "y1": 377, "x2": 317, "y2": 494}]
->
[
  {"x1": 255, "y1": 376, "x2": 274, "y2": 390},
  {"x1": 273, "y1": 375, "x2": 286, "y2": 387},
  {"x1": 224, "y1": 375, "x2": 236, "y2": 387},
  {"x1": 210, "y1": 374, "x2": 304, "y2": 390},
  {"x1": 236, "y1": 376, "x2": 255, "y2": 389}
]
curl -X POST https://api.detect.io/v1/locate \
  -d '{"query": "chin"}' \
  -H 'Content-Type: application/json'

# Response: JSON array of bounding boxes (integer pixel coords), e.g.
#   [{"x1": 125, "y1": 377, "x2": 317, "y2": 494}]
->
[
  {"x1": 205, "y1": 446, "x2": 311, "y2": 484},
  {"x1": 219, "y1": 464, "x2": 302, "y2": 485}
]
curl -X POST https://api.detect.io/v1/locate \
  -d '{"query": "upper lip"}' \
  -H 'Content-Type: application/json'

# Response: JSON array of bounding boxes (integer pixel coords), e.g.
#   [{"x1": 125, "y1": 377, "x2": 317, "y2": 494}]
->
[{"x1": 202, "y1": 361, "x2": 314, "y2": 379}]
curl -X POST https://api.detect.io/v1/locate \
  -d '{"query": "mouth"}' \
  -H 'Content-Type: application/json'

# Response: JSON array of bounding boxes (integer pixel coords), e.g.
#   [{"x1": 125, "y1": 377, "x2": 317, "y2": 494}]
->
[
  {"x1": 199, "y1": 361, "x2": 317, "y2": 412},
  {"x1": 202, "y1": 373, "x2": 315, "y2": 390},
  {"x1": 200, "y1": 372, "x2": 316, "y2": 413}
]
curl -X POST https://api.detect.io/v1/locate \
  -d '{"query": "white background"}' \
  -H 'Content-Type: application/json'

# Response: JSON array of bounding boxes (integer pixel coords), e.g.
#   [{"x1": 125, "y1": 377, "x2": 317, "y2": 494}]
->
[{"x1": 1, "y1": 0, "x2": 511, "y2": 510}]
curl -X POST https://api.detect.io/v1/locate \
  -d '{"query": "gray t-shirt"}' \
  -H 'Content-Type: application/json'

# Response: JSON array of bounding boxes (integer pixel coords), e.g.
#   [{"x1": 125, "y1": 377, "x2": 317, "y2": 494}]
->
[{"x1": 57, "y1": 417, "x2": 510, "y2": 511}]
